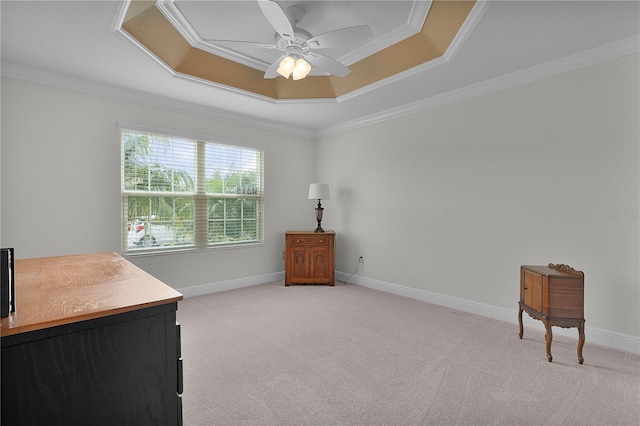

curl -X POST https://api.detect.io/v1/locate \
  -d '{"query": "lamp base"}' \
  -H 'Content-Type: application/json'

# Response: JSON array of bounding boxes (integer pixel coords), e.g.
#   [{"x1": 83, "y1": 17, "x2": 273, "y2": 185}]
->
[{"x1": 314, "y1": 203, "x2": 325, "y2": 233}]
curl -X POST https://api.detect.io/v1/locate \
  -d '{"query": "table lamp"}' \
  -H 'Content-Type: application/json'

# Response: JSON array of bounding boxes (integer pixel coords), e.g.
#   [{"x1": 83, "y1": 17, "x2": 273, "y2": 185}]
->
[{"x1": 308, "y1": 183, "x2": 330, "y2": 233}]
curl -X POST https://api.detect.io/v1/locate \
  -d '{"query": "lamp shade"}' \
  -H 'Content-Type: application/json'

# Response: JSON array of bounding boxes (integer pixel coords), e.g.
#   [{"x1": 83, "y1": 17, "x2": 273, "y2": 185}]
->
[{"x1": 308, "y1": 183, "x2": 330, "y2": 200}]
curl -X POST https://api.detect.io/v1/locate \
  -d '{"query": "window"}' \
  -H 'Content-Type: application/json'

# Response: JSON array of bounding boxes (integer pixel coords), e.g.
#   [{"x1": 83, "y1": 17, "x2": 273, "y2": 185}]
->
[{"x1": 121, "y1": 127, "x2": 264, "y2": 254}]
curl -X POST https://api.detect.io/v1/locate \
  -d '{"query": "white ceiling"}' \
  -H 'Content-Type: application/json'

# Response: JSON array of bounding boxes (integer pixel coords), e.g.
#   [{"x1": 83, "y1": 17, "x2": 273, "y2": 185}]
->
[{"x1": 1, "y1": 1, "x2": 639, "y2": 137}]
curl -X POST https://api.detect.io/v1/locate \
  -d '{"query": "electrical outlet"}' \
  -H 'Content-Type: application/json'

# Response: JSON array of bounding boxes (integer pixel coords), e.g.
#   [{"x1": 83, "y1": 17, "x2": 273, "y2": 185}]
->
[{"x1": 281, "y1": 250, "x2": 285, "y2": 260}]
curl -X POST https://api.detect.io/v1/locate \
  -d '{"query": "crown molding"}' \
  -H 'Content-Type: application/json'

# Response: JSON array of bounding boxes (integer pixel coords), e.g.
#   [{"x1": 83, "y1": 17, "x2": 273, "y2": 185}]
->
[
  {"x1": 112, "y1": 25, "x2": 287, "y2": 105},
  {"x1": 156, "y1": 0, "x2": 270, "y2": 71},
  {"x1": 155, "y1": 0, "x2": 432, "y2": 72},
  {"x1": 0, "y1": 61, "x2": 316, "y2": 138},
  {"x1": 113, "y1": 23, "x2": 341, "y2": 106},
  {"x1": 317, "y1": 35, "x2": 640, "y2": 138},
  {"x1": 2, "y1": 29, "x2": 637, "y2": 140},
  {"x1": 338, "y1": 0, "x2": 432, "y2": 66},
  {"x1": 334, "y1": 0, "x2": 489, "y2": 104},
  {"x1": 111, "y1": 0, "x2": 479, "y2": 108}
]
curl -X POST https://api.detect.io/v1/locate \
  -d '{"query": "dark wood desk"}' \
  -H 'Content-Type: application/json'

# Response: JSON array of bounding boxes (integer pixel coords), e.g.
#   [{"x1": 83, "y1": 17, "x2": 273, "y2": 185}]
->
[
  {"x1": 518, "y1": 263, "x2": 585, "y2": 364},
  {"x1": 1, "y1": 252, "x2": 184, "y2": 425}
]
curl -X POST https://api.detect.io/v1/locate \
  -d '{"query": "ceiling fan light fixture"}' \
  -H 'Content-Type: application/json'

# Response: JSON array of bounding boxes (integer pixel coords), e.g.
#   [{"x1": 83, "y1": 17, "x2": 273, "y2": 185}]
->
[
  {"x1": 276, "y1": 55, "x2": 311, "y2": 80},
  {"x1": 292, "y1": 58, "x2": 311, "y2": 80},
  {"x1": 276, "y1": 56, "x2": 295, "y2": 78},
  {"x1": 206, "y1": 1, "x2": 373, "y2": 80}
]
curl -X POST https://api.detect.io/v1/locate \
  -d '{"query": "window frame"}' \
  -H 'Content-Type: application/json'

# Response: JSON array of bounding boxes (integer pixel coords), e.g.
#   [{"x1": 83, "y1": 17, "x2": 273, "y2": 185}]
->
[{"x1": 120, "y1": 123, "x2": 265, "y2": 256}]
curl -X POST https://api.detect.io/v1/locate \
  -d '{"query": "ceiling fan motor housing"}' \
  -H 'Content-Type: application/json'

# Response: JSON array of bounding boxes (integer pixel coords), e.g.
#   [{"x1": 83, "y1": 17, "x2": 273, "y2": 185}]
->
[{"x1": 275, "y1": 27, "x2": 313, "y2": 53}]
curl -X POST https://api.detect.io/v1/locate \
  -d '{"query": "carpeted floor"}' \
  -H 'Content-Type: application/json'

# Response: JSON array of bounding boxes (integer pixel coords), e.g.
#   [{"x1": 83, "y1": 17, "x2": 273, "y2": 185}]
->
[{"x1": 177, "y1": 281, "x2": 639, "y2": 425}]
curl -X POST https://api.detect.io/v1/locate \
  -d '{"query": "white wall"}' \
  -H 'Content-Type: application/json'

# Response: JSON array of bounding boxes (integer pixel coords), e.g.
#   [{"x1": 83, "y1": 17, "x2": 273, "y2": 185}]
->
[
  {"x1": 0, "y1": 77, "x2": 314, "y2": 289},
  {"x1": 1, "y1": 53, "x2": 638, "y2": 348},
  {"x1": 317, "y1": 54, "x2": 639, "y2": 339}
]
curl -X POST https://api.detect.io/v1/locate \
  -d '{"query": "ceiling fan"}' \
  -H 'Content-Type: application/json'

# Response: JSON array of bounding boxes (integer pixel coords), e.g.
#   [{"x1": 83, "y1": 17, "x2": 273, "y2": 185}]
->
[{"x1": 207, "y1": 0, "x2": 373, "y2": 80}]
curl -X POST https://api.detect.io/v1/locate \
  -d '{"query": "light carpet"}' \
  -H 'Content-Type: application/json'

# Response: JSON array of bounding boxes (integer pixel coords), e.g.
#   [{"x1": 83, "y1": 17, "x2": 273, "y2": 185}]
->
[{"x1": 177, "y1": 281, "x2": 639, "y2": 426}]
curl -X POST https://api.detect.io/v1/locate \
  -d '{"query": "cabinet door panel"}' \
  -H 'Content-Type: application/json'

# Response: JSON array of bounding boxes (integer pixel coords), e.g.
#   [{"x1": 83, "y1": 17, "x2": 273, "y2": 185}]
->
[
  {"x1": 523, "y1": 269, "x2": 542, "y2": 312},
  {"x1": 291, "y1": 248, "x2": 309, "y2": 279},
  {"x1": 310, "y1": 247, "x2": 329, "y2": 278}
]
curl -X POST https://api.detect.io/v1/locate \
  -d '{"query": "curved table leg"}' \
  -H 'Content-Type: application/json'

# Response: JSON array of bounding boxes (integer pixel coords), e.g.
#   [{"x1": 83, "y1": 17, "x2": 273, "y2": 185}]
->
[
  {"x1": 543, "y1": 319, "x2": 553, "y2": 362},
  {"x1": 577, "y1": 320, "x2": 585, "y2": 364},
  {"x1": 518, "y1": 304, "x2": 524, "y2": 339}
]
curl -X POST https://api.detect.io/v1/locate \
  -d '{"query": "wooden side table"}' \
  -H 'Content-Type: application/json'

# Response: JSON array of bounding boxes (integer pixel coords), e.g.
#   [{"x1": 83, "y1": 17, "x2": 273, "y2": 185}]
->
[
  {"x1": 518, "y1": 263, "x2": 585, "y2": 364},
  {"x1": 285, "y1": 231, "x2": 335, "y2": 286}
]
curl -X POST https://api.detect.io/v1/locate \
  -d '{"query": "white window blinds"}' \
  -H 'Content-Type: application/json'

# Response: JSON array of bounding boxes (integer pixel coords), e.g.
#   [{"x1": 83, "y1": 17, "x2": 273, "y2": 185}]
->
[{"x1": 121, "y1": 128, "x2": 264, "y2": 254}]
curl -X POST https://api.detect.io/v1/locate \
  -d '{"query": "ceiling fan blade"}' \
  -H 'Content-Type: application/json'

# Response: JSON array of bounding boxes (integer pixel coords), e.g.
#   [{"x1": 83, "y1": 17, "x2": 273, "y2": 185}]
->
[
  {"x1": 205, "y1": 39, "x2": 277, "y2": 50},
  {"x1": 304, "y1": 52, "x2": 351, "y2": 77},
  {"x1": 307, "y1": 25, "x2": 373, "y2": 49},
  {"x1": 258, "y1": 0, "x2": 294, "y2": 42},
  {"x1": 264, "y1": 54, "x2": 286, "y2": 79}
]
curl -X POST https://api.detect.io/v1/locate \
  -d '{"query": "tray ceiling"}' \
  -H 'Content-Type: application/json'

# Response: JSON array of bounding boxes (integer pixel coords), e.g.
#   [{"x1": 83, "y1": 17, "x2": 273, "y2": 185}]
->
[{"x1": 1, "y1": 1, "x2": 638, "y2": 135}]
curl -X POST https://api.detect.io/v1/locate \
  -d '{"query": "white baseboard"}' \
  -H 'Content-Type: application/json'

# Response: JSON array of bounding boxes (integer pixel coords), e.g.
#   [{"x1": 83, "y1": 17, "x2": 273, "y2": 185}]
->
[
  {"x1": 178, "y1": 272, "x2": 284, "y2": 298},
  {"x1": 177, "y1": 270, "x2": 639, "y2": 355},
  {"x1": 336, "y1": 271, "x2": 640, "y2": 355}
]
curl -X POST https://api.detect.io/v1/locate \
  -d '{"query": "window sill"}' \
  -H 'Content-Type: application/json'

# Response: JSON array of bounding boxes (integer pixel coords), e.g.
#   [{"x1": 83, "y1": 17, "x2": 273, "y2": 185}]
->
[{"x1": 122, "y1": 241, "x2": 265, "y2": 258}]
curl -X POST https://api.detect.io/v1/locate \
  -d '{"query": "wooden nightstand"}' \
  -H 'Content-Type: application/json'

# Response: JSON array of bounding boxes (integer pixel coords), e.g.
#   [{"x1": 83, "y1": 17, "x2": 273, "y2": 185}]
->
[
  {"x1": 285, "y1": 231, "x2": 335, "y2": 286},
  {"x1": 518, "y1": 263, "x2": 585, "y2": 364}
]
